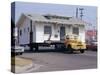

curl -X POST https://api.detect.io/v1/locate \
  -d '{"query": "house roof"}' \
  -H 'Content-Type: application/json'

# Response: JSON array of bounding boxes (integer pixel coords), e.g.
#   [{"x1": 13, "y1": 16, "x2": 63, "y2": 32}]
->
[{"x1": 16, "y1": 13, "x2": 87, "y2": 27}]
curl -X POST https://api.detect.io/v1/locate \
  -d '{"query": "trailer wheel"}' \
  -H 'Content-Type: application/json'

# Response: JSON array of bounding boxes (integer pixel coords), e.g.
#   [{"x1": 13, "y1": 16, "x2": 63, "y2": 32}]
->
[
  {"x1": 67, "y1": 45, "x2": 73, "y2": 53},
  {"x1": 55, "y1": 45, "x2": 59, "y2": 50},
  {"x1": 30, "y1": 44, "x2": 33, "y2": 51},
  {"x1": 55, "y1": 44, "x2": 65, "y2": 51},
  {"x1": 61, "y1": 45, "x2": 66, "y2": 51},
  {"x1": 20, "y1": 53, "x2": 23, "y2": 55}
]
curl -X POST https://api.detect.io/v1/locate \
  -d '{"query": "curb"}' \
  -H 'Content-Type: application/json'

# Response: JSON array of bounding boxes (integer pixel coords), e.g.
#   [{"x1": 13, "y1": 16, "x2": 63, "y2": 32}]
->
[
  {"x1": 11, "y1": 57, "x2": 33, "y2": 73},
  {"x1": 15, "y1": 63, "x2": 33, "y2": 73}
]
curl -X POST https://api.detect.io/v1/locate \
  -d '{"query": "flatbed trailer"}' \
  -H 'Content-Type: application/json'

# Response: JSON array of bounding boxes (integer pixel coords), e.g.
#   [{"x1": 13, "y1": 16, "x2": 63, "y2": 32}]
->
[
  {"x1": 20, "y1": 35, "x2": 86, "y2": 53},
  {"x1": 21, "y1": 41, "x2": 66, "y2": 51}
]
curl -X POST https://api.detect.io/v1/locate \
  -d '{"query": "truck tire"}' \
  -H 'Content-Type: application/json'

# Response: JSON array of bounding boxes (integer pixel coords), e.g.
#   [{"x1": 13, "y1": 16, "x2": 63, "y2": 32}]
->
[
  {"x1": 17, "y1": 53, "x2": 20, "y2": 55},
  {"x1": 80, "y1": 50, "x2": 84, "y2": 53},
  {"x1": 61, "y1": 45, "x2": 66, "y2": 51},
  {"x1": 67, "y1": 45, "x2": 73, "y2": 53},
  {"x1": 55, "y1": 44, "x2": 65, "y2": 51}
]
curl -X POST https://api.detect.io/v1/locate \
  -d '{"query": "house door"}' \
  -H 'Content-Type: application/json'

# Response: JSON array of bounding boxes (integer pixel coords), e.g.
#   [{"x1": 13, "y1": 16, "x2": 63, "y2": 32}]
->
[{"x1": 60, "y1": 26, "x2": 65, "y2": 40}]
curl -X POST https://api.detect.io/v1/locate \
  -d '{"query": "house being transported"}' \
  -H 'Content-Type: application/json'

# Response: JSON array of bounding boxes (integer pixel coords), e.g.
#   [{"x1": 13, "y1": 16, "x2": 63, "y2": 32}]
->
[{"x1": 16, "y1": 14, "x2": 87, "y2": 51}]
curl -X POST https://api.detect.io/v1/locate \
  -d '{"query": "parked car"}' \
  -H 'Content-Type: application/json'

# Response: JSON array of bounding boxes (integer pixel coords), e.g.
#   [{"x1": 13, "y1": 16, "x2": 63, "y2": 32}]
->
[
  {"x1": 86, "y1": 41, "x2": 97, "y2": 51},
  {"x1": 11, "y1": 46, "x2": 24, "y2": 55}
]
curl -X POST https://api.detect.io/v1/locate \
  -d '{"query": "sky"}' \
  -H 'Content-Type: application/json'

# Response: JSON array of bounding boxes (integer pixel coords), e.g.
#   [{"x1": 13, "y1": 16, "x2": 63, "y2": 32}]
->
[{"x1": 11, "y1": 2, "x2": 97, "y2": 30}]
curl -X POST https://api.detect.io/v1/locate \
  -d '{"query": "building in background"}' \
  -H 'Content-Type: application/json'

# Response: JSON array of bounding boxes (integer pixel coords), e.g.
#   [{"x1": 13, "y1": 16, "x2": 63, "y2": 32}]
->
[{"x1": 85, "y1": 29, "x2": 97, "y2": 44}]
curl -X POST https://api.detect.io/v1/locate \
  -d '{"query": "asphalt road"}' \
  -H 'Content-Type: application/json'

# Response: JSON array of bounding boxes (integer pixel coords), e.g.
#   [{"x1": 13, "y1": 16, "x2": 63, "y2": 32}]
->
[{"x1": 17, "y1": 50, "x2": 97, "y2": 73}]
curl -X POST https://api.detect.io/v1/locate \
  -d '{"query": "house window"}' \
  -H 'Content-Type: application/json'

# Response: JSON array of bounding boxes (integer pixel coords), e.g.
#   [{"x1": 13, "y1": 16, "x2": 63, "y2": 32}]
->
[
  {"x1": 73, "y1": 27, "x2": 79, "y2": 35},
  {"x1": 44, "y1": 26, "x2": 52, "y2": 34},
  {"x1": 20, "y1": 29, "x2": 22, "y2": 36}
]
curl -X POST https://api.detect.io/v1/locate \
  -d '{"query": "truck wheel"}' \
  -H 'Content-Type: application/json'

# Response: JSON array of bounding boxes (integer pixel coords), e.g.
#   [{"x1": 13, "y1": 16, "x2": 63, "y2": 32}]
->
[
  {"x1": 80, "y1": 50, "x2": 84, "y2": 53},
  {"x1": 61, "y1": 45, "x2": 66, "y2": 51},
  {"x1": 67, "y1": 45, "x2": 73, "y2": 53}
]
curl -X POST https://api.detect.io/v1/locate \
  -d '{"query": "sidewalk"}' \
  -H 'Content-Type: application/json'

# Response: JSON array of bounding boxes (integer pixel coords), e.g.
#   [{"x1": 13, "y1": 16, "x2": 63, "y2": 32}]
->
[{"x1": 11, "y1": 57, "x2": 33, "y2": 73}]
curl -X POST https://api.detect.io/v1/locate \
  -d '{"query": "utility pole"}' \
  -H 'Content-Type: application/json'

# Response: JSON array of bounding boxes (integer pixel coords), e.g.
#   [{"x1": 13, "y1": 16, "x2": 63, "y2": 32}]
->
[
  {"x1": 76, "y1": 8, "x2": 78, "y2": 18},
  {"x1": 79, "y1": 8, "x2": 84, "y2": 20},
  {"x1": 76, "y1": 8, "x2": 84, "y2": 20}
]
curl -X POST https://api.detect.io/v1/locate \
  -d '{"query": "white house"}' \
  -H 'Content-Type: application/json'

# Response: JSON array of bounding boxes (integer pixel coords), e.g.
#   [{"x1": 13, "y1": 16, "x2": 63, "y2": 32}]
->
[{"x1": 16, "y1": 13, "x2": 87, "y2": 48}]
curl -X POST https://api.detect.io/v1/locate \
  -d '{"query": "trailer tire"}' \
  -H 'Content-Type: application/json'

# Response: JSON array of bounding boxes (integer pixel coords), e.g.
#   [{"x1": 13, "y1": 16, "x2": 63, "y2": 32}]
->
[
  {"x1": 61, "y1": 45, "x2": 66, "y2": 51},
  {"x1": 20, "y1": 53, "x2": 23, "y2": 55},
  {"x1": 67, "y1": 45, "x2": 73, "y2": 53},
  {"x1": 55, "y1": 44, "x2": 65, "y2": 51},
  {"x1": 55, "y1": 45, "x2": 59, "y2": 50}
]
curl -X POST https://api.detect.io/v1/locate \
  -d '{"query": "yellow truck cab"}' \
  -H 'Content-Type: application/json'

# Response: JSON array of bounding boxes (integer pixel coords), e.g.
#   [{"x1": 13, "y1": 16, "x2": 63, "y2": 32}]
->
[{"x1": 64, "y1": 34, "x2": 86, "y2": 53}]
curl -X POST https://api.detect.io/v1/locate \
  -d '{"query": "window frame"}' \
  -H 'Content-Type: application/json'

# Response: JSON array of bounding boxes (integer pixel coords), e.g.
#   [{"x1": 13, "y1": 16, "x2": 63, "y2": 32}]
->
[
  {"x1": 44, "y1": 25, "x2": 52, "y2": 34},
  {"x1": 72, "y1": 27, "x2": 79, "y2": 35}
]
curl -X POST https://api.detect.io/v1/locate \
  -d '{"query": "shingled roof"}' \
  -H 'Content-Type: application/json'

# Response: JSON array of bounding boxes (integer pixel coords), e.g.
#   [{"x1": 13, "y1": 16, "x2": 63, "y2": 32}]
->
[{"x1": 16, "y1": 13, "x2": 87, "y2": 27}]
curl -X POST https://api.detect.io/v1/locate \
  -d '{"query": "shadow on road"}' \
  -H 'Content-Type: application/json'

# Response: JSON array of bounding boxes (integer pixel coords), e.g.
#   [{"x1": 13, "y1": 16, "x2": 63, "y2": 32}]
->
[
  {"x1": 24, "y1": 49, "x2": 80, "y2": 54},
  {"x1": 24, "y1": 49, "x2": 63, "y2": 53}
]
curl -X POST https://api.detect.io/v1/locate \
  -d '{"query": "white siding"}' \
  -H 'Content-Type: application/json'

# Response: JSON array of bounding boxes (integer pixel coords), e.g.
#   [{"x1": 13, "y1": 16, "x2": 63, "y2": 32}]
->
[
  {"x1": 35, "y1": 23, "x2": 83, "y2": 43},
  {"x1": 51, "y1": 24, "x2": 60, "y2": 41},
  {"x1": 18, "y1": 18, "x2": 36, "y2": 45},
  {"x1": 79, "y1": 25, "x2": 85, "y2": 42},
  {"x1": 18, "y1": 20, "x2": 85, "y2": 44},
  {"x1": 19, "y1": 18, "x2": 34, "y2": 44},
  {"x1": 65, "y1": 25, "x2": 72, "y2": 35},
  {"x1": 66, "y1": 24, "x2": 85, "y2": 42},
  {"x1": 19, "y1": 18, "x2": 30, "y2": 44},
  {"x1": 35, "y1": 22, "x2": 44, "y2": 42},
  {"x1": 35, "y1": 23, "x2": 60, "y2": 43}
]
